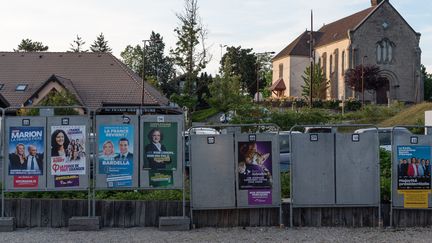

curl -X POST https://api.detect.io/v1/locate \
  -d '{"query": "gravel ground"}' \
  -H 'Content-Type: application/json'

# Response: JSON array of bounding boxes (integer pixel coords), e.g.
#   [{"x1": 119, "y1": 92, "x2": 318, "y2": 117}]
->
[{"x1": 1, "y1": 227, "x2": 432, "y2": 243}]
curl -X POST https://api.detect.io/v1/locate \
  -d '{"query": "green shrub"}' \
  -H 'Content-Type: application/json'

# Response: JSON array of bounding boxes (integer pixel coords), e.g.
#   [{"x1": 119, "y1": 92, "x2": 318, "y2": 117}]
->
[
  {"x1": 270, "y1": 109, "x2": 331, "y2": 130},
  {"x1": 281, "y1": 172, "x2": 290, "y2": 198},
  {"x1": 323, "y1": 99, "x2": 341, "y2": 110},
  {"x1": 345, "y1": 99, "x2": 361, "y2": 111},
  {"x1": 380, "y1": 148, "x2": 391, "y2": 202}
]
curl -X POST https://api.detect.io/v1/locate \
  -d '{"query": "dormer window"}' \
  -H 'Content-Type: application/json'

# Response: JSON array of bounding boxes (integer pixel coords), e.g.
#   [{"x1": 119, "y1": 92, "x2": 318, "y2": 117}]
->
[
  {"x1": 0, "y1": 84, "x2": 4, "y2": 90},
  {"x1": 15, "y1": 84, "x2": 28, "y2": 91}
]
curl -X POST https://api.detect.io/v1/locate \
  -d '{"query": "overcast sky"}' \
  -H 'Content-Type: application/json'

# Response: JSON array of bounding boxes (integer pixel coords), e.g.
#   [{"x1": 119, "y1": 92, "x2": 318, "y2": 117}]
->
[{"x1": 0, "y1": 0, "x2": 430, "y2": 74}]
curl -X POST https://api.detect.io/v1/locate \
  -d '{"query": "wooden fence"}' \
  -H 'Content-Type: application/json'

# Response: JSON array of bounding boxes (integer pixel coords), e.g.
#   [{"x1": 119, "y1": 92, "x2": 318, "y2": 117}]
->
[{"x1": 0, "y1": 199, "x2": 428, "y2": 228}]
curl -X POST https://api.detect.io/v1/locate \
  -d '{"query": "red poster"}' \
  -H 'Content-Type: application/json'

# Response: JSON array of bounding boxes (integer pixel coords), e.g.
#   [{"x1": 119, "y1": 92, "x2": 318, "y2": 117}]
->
[{"x1": 14, "y1": 176, "x2": 38, "y2": 188}]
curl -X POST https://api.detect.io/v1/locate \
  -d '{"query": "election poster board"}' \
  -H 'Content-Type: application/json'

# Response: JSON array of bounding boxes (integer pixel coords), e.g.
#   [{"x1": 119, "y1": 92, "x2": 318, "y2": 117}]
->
[
  {"x1": 98, "y1": 124, "x2": 134, "y2": 188},
  {"x1": 235, "y1": 133, "x2": 280, "y2": 208},
  {"x1": 140, "y1": 115, "x2": 183, "y2": 189},
  {"x1": 4, "y1": 116, "x2": 47, "y2": 190},
  {"x1": 46, "y1": 116, "x2": 90, "y2": 191},
  {"x1": 397, "y1": 146, "x2": 431, "y2": 190}
]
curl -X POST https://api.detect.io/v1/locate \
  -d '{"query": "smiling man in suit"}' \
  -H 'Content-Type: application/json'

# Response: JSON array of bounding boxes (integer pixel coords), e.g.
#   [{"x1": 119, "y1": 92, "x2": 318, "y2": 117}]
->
[
  {"x1": 115, "y1": 138, "x2": 133, "y2": 162},
  {"x1": 27, "y1": 144, "x2": 43, "y2": 175}
]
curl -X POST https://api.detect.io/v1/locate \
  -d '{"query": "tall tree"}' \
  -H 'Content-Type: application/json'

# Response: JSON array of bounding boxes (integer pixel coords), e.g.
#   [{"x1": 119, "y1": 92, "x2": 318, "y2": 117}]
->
[
  {"x1": 196, "y1": 72, "x2": 212, "y2": 108},
  {"x1": 256, "y1": 53, "x2": 273, "y2": 98},
  {"x1": 90, "y1": 33, "x2": 112, "y2": 53},
  {"x1": 120, "y1": 31, "x2": 176, "y2": 97},
  {"x1": 345, "y1": 64, "x2": 387, "y2": 93},
  {"x1": 301, "y1": 64, "x2": 329, "y2": 99},
  {"x1": 170, "y1": 0, "x2": 210, "y2": 100},
  {"x1": 207, "y1": 73, "x2": 246, "y2": 112},
  {"x1": 69, "y1": 35, "x2": 87, "y2": 52},
  {"x1": 220, "y1": 46, "x2": 257, "y2": 96},
  {"x1": 14, "y1": 39, "x2": 48, "y2": 52}
]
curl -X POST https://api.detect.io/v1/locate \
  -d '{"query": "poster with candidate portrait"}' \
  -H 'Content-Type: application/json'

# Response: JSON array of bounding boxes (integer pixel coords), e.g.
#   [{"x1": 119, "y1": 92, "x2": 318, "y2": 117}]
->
[
  {"x1": 143, "y1": 122, "x2": 177, "y2": 170},
  {"x1": 98, "y1": 124, "x2": 134, "y2": 188},
  {"x1": 238, "y1": 141, "x2": 272, "y2": 190},
  {"x1": 397, "y1": 146, "x2": 431, "y2": 190},
  {"x1": 50, "y1": 125, "x2": 86, "y2": 176},
  {"x1": 8, "y1": 126, "x2": 44, "y2": 176}
]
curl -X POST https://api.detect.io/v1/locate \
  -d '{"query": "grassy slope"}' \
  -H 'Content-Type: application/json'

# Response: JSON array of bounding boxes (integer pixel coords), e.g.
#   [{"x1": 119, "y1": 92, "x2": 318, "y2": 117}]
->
[
  {"x1": 191, "y1": 107, "x2": 219, "y2": 122},
  {"x1": 379, "y1": 102, "x2": 432, "y2": 127}
]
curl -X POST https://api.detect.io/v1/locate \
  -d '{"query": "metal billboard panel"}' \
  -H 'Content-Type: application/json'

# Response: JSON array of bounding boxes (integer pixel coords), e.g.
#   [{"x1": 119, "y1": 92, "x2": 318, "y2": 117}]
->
[
  {"x1": 46, "y1": 116, "x2": 90, "y2": 191},
  {"x1": 190, "y1": 134, "x2": 236, "y2": 209},
  {"x1": 95, "y1": 115, "x2": 139, "y2": 189},
  {"x1": 392, "y1": 132, "x2": 432, "y2": 208},
  {"x1": 291, "y1": 133, "x2": 335, "y2": 206},
  {"x1": 4, "y1": 116, "x2": 47, "y2": 191},
  {"x1": 235, "y1": 133, "x2": 280, "y2": 208},
  {"x1": 335, "y1": 133, "x2": 379, "y2": 205},
  {"x1": 140, "y1": 115, "x2": 184, "y2": 189}
]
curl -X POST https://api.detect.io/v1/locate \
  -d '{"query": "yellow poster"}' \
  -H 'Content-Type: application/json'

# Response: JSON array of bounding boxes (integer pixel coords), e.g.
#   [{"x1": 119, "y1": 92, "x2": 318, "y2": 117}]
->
[{"x1": 403, "y1": 190, "x2": 429, "y2": 208}]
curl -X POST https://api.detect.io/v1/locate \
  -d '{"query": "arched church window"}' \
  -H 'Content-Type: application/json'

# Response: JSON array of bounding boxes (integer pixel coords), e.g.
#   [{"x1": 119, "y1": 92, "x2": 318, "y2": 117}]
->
[{"x1": 376, "y1": 38, "x2": 395, "y2": 64}]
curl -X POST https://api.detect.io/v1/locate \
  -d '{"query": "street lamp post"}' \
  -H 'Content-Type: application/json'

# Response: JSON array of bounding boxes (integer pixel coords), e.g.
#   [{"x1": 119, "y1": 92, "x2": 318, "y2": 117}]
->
[
  {"x1": 361, "y1": 55, "x2": 368, "y2": 108},
  {"x1": 255, "y1": 51, "x2": 275, "y2": 103}
]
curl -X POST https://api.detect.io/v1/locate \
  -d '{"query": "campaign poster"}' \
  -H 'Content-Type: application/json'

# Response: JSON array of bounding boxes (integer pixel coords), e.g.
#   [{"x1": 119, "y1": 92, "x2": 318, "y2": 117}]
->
[
  {"x1": 248, "y1": 189, "x2": 272, "y2": 205},
  {"x1": 149, "y1": 170, "x2": 173, "y2": 188},
  {"x1": 397, "y1": 146, "x2": 431, "y2": 190},
  {"x1": 54, "y1": 175, "x2": 80, "y2": 188},
  {"x1": 8, "y1": 126, "x2": 44, "y2": 176},
  {"x1": 143, "y1": 122, "x2": 177, "y2": 170},
  {"x1": 14, "y1": 176, "x2": 38, "y2": 188},
  {"x1": 238, "y1": 141, "x2": 272, "y2": 190},
  {"x1": 98, "y1": 124, "x2": 134, "y2": 188},
  {"x1": 50, "y1": 125, "x2": 86, "y2": 175}
]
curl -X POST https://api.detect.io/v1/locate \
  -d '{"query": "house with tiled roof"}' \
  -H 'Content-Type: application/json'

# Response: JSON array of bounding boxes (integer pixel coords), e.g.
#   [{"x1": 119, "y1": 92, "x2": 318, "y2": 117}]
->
[
  {"x1": 271, "y1": 0, "x2": 422, "y2": 104},
  {"x1": 0, "y1": 52, "x2": 169, "y2": 110}
]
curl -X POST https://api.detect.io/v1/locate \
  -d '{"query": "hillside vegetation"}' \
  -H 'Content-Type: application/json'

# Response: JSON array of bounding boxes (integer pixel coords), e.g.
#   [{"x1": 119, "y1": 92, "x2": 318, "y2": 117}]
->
[{"x1": 379, "y1": 102, "x2": 432, "y2": 127}]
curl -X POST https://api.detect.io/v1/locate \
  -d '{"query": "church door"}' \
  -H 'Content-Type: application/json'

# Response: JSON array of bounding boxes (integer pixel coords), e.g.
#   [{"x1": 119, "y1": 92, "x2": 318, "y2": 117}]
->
[{"x1": 376, "y1": 79, "x2": 389, "y2": 104}]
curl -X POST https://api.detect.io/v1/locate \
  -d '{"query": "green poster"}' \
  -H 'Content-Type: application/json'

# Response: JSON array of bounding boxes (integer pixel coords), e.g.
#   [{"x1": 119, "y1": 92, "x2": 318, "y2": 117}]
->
[
  {"x1": 143, "y1": 122, "x2": 178, "y2": 170},
  {"x1": 149, "y1": 170, "x2": 173, "y2": 187}
]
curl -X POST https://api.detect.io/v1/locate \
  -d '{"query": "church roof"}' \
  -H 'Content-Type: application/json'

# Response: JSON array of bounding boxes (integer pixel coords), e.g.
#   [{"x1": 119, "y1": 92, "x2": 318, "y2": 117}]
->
[
  {"x1": 314, "y1": 7, "x2": 375, "y2": 47},
  {"x1": 274, "y1": 4, "x2": 379, "y2": 60},
  {"x1": 273, "y1": 31, "x2": 319, "y2": 60},
  {"x1": 269, "y1": 78, "x2": 286, "y2": 91}
]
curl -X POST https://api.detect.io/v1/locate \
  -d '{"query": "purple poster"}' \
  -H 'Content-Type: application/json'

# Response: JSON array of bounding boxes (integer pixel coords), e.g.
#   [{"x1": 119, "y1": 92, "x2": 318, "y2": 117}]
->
[
  {"x1": 238, "y1": 141, "x2": 272, "y2": 190},
  {"x1": 54, "y1": 175, "x2": 80, "y2": 187},
  {"x1": 248, "y1": 189, "x2": 272, "y2": 205}
]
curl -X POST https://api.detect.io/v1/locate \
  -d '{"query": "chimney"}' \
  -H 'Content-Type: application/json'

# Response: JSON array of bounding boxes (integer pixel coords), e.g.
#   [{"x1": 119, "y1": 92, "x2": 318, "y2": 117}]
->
[{"x1": 371, "y1": 0, "x2": 384, "y2": 6}]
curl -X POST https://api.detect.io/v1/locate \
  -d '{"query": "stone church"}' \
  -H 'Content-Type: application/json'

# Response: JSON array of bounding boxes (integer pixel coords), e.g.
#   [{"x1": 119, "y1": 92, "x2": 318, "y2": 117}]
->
[{"x1": 271, "y1": 0, "x2": 422, "y2": 104}]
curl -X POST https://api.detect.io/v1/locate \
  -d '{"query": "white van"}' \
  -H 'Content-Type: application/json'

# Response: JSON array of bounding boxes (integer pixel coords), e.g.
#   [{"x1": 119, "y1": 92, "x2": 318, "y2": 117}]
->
[{"x1": 354, "y1": 127, "x2": 411, "y2": 151}]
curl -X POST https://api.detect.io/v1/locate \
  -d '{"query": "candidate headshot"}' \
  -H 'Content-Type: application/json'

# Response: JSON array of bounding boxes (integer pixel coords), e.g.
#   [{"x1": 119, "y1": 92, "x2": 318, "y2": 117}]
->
[{"x1": 51, "y1": 129, "x2": 70, "y2": 157}]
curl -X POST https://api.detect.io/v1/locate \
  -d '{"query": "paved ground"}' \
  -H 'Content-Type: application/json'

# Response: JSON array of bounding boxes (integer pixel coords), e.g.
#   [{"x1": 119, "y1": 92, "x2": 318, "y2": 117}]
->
[{"x1": 1, "y1": 227, "x2": 432, "y2": 243}]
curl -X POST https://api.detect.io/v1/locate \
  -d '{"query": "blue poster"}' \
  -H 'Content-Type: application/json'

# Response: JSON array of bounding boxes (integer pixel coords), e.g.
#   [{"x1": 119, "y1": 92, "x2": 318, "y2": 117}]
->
[
  {"x1": 98, "y1": 124, "x2": 134, "y2": 188},
  {"x1": 8, "y1": 126, "x2": 44, "y2": 175},
  {"x1": 397, "y1": 146, "x2": 431, "y2": 190}
]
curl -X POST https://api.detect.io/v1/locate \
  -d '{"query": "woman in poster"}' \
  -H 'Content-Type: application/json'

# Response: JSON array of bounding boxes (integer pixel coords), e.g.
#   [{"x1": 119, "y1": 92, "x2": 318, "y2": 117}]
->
[
  {"x1": 99, "y1": 140, "x2": 117, "y2": 160},
  {"x1": 145, "y1": 128, "x2": 171, "y2": 169},
  {"x1": 51, "y1": 129, "x2": 70, "y2": 157}
]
